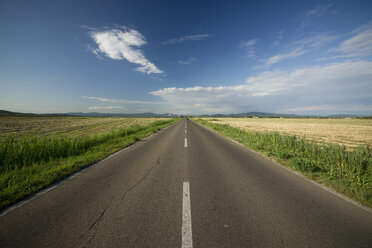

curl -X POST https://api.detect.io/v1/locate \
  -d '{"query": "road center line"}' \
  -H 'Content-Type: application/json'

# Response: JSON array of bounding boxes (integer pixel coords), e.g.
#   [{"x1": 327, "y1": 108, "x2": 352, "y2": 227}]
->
[
  {"x1": 185, "y1": 129, "x2": 187, "y2": 134},
  {"x1": 182, "y1": 182, "x2": 193, "y2": 248},
  {"x1": 184, "y1": 138, "x2": 188, "y2": 148}
]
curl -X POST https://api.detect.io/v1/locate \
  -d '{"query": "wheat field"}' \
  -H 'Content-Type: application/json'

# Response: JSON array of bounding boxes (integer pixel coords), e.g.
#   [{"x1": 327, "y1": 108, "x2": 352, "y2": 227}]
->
[{"x1": 204, "y1": 118, "x2": 372, "y2": 150}]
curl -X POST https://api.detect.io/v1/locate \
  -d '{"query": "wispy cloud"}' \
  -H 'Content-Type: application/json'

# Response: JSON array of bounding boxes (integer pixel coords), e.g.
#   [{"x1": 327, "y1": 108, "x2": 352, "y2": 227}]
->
[
  {"x1": 262, "y1": 33, "x2": 337, "y2": 66},
  {"x1": 82, "y1": 96, "x2": 163, "y2": 105},
  {"x1": 272, "y1": 29, "x2": 285, "y2": 47},
  {"x1": 301, "y1": 4, "x2": 335, "y2": 28},
  {"x1": 178, "y1": 57, "x2": 196, "y2": 65},
  {"x1": 247, "y1": 60, "x2": 372, "y2": 96},
  {"x1": 240, "y1": 39, "x2": 258, "y2": 47},
  {"x1": 86, "y1": 25, "x2": 163, "y2": 74},
  {"x1": 306, "y1": 4, "x2": 334, "y2": 18},
  {"x1": 336, "y1": 21, "x2": 372, "y2": 57},
  {"x1": 89, "y1": 106, "x2": 123, "y2": 110},
  {"x1": 317, "y1": 21, "x2": 372, "y2": 61},
  {"x1": 149, "y1": 60, "x2": 372, "y2": 114},
  {"x1": 240, "y1": 39, "x2": 258, "y2": 59},
  {"x1": 162, "y1": 34, "x2": 211, "y2": 45},
  {"x1": 294, "y1": 33, "x2": 338, "y2": 48},
  {"x1": 263, "y1": 48, "x2": 306, "y2": 66}
]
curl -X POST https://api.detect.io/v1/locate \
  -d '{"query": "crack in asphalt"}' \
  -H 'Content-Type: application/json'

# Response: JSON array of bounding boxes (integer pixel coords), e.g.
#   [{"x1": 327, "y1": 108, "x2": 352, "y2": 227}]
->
[
  {"x1": 88, "y1": 207, "x2": 108, "y2": 232},
  {"x1": 118, "y1": 158, "x2": 160, "y2": 205},
  {"x1": 77, "y1": 206, "x2": 108, "y2": 247},
  {"x1": 77, "y1": 158, "x2": 160, "y2": 247}
]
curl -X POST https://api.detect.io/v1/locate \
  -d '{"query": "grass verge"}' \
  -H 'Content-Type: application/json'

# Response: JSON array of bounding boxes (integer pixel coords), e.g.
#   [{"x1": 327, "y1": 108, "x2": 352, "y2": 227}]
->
[
  {"x1": 0, "y1": 119, "x2": 178, "y2": 210},
  {"x1": 194, "y1": 119, "x2": 372, "y2": 208}
]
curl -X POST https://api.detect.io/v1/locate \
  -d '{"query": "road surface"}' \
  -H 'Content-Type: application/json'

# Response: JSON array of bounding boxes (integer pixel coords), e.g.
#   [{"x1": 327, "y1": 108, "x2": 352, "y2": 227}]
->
[{"x1": 1, "y1": 119, "x2": 371, "y2": 247}]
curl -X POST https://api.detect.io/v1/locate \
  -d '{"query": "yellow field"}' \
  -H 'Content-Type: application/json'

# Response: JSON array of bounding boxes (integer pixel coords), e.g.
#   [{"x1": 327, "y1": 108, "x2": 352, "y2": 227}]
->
[
  {"x1": 0, "y1": 117, "x2": 168, "y2": 139},
  {"x1": 204, "y1": 118, "x2": 372, "y2": 150}
]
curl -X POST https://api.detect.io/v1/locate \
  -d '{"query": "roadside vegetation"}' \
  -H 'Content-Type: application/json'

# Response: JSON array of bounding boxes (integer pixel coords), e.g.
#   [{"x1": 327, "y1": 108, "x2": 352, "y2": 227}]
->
[
  {"x1": 194, "y1": 118, "x2": 372, "y2": 208},
  {"x1": 0, "y1": 118, "x2": 178, "y2": 210}
]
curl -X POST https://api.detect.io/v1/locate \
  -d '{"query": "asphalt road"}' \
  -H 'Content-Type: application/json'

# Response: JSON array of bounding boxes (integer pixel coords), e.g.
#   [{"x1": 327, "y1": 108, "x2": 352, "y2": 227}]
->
[{"x1": 1, "y1": 119, "x2": 371, "y2": 247}]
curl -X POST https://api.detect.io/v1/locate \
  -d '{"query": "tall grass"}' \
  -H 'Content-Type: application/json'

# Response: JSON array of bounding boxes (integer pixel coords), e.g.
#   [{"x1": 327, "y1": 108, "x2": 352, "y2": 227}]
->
[
  {"x1": 195, "y1": 119, "x2": 372, "y2": 207},
  {"x1": 0, "y1": 119, "x2": 177, "y2": 210},
  {"x1": 0, "y1": 123, "x2": 160, "y2": 172}
]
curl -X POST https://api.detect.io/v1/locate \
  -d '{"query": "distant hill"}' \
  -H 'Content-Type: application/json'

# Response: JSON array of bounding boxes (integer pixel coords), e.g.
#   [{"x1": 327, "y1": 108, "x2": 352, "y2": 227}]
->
[
  {"x1": 0, "y1": 110, "x2": 178, "y2": 118},
  {"x1": 0, "y1": 110, "x2": 68, "y2": 117},
  {"x1": 327, "y1": 114, "x2": 364, "y2": 118},
  {"x1": 0, "y1": 110, "x2": 369, "y2": 118},
  {"x1": 197, "y1": 112, "x2": 302, "y2": 118},
  {"x1": 67, "y1": 112, "x2": 179, "y2": 117},
  {"x1": 196, "y1": 112, "x2": 371, "y2": 118}
]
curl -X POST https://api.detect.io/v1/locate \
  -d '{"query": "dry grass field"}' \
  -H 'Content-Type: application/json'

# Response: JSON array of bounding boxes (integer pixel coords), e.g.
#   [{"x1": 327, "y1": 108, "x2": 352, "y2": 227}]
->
[
  {"x1": 205, "y1": 118, "x2": 372, "y2": 150},
  {"x1": 0, "y1": 117, "x2": 168, "y2": 139}
]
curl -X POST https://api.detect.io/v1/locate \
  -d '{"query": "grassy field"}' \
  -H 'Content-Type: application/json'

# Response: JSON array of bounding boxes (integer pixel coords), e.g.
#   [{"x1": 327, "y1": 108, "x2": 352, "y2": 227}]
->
[
  {"x1": 206, "y1": 118, "x2": 372, "y2": 150},
  {"x1": 195, "y1": 118, "x2": 372, "y2": 208},
  {"x1": 0, "y1": 117, "x2": 178, "y2": 210}
]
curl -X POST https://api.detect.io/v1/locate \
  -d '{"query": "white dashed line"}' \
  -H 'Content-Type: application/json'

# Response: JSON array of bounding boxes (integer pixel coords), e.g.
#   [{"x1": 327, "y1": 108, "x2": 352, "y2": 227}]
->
[
  {"x1": 184, "y1": 138, "x2": 188, "y2": 148},
  {"x1": 182, "y1": 182, "x2": 193, "y2": 248}
]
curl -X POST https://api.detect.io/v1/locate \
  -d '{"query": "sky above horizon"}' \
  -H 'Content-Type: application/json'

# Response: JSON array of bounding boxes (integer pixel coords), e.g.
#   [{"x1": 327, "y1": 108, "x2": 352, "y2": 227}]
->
[{"x1": 1, "y1": 0, "x2": 372, "y2": 115}]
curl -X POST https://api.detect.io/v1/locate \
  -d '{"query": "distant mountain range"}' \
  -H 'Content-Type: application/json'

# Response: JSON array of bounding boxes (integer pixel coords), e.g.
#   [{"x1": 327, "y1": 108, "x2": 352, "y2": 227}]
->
[
  {"x1": 0, "y1": 110, "x2": 369, "y2": 118},
  {"x1": 67, "y1": 112, "x2": 179, "y2": 117},
  {"x1": 196, "y1": 112, "x2": 300, "y2": 118},
  {"x1": 195, "y1": 112, "x2": 370, "y2": 118},
  {"x1": 0, "y1": 110, "x2": 178, "y2": 118}
]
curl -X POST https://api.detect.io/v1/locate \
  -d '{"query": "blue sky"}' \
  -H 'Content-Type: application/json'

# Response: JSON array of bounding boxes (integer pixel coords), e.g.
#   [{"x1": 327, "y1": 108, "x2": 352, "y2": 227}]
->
[{"x1": 0, "y1": 0, "x2": 372, "y2": 115}]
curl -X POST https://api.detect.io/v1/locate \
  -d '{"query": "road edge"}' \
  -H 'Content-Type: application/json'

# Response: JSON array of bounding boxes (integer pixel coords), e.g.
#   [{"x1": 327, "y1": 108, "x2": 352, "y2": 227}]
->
[
  {"x1": 0, "y1": 121, "x2": 179, "y2": 217},
  {"x1": 191, "y1": 119, "x2": 372, "y2": 215}
]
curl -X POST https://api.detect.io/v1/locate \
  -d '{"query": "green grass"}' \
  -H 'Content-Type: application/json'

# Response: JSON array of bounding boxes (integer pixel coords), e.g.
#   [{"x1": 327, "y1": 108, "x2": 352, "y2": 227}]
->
[
  {"x1": 0, "y1": 119, "x2": 178, "y2": 210},
  {"x1": 194, "y1": 119, "x2": 372, "y2": 208}
]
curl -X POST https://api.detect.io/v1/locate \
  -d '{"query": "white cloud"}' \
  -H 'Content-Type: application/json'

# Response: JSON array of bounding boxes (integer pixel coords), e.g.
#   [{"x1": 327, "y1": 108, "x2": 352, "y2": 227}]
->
[
  {"x1": 301, "y1": 4, "x2": 335, "y2": 29},
  {"x1": 149, "y1": 60, "x2": 372, "y2": 114},
  {"x1": 247, "y1": 60, "x2": 372, "y2": 96},
  {"x1": 240, "y1": 39, "x2": 258, "y2": 47},
  {"x1": 294, "y1": 33, "x2": 338, "y2": 49},
  {"x1": 82, "y1": 96, "x2": 163, "y2": 105},
  {"x1": 284, "y1": 104, "x2": 372, "y2": 113},
  {"x1": 262, "y1": 33, "x2": 337, "y2": 66},
  {"x1": 162, "y1": 34, "x2": 211, "y2": 45},
  {"x1": 178, "y1": 57, "x2": 196, "y2": 65},
  {"x1": 336, "y1": 21, "x2": 372, "y2": 57},
  {"x1": 88, "y1": 26, "x2": 163, "y2": 74},
  {"x1": 263, "y1": 48, "x2": 306, "y2": 66},
  {"x1": 89, "y1": 106, "x2": 124, "y2": 110},
  {"x1": 306, "y1": 4, "x2": 334, "y2": 18},
  {"x1": 240, "y1": 39, "x2": 258, "y2": 59},
  {"x1": 284, "y1": 105, "x2": 337, "y2": 112}
]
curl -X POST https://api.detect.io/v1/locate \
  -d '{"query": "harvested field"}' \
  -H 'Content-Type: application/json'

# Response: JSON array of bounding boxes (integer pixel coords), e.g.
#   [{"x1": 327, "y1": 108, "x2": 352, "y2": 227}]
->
[
  {"x1": 204, "y1": 118, "x2": 372, "y2": 150},
  {"x1": 0, "y1": 117, "x2": 168, "y2": 139}
]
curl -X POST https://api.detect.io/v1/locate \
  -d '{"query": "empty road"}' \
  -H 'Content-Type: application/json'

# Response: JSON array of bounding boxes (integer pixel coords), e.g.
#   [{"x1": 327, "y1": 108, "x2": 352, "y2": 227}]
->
[{"x1": 1, "y1": 119, "x2": 372, "y2": 247}]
